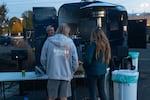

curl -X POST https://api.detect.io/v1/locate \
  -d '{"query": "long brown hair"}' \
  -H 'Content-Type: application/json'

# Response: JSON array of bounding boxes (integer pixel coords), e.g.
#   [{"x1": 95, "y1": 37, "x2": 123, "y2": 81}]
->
[{"x1": 91, "y1": 28, "x2": 111, "y2": 64}]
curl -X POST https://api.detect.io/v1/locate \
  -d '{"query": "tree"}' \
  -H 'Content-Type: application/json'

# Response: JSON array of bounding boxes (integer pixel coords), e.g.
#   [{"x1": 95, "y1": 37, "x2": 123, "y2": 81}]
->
[
  {"x1": 0, "y1": 4, "x2": 8, "y2": 35},
  {"x1": 21, "y1": 10, "x2": 33, "y2": 29}
]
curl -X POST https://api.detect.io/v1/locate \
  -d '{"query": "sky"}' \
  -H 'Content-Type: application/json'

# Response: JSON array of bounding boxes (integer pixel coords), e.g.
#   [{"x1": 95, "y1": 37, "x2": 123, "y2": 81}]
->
[{"x1": 0, "y1": 0, "x2": 150, "y2": 18}]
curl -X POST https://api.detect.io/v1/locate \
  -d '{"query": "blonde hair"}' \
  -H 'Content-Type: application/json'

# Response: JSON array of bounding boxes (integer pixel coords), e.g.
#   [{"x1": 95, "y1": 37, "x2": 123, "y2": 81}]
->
[
  {"x1": 56, "y1": 23, "x2": 70, "y2": 36},
  {"x1": 91, "y1": 28, "x2": 111, "y2": 64}
]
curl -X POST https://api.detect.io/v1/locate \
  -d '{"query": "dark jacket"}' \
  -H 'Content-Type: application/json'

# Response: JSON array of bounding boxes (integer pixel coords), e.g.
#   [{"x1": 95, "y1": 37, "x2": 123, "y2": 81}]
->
[{"x1": 83, "y1": 42, "x2": 108, "y2": 76}]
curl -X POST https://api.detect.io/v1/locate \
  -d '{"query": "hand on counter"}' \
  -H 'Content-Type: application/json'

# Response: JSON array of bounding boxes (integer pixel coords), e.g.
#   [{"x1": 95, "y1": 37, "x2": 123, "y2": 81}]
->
[
  {"x1": 77, "y1": 60, "x2": 84, "y2": 72},
  {"x1": 78, "y1": 60, "x2": 83, "y2": 65}
]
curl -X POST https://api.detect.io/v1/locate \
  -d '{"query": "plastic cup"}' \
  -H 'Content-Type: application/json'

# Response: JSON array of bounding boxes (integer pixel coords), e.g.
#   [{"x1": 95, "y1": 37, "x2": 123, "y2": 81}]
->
[{"x1": 22, "y1": 70, "x2": 26, "y2": 77}]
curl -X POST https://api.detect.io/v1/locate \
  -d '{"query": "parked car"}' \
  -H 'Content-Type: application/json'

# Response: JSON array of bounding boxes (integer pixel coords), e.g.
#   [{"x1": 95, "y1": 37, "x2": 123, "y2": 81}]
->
[{"x1": 0, "y1": 36, "x2": 11, "y2": 46}]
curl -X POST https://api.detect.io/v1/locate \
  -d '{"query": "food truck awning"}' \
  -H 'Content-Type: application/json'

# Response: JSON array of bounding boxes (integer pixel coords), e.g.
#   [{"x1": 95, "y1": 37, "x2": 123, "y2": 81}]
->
[{"x1": 80, "y1": 2, "x2": 116, "y2": 9}]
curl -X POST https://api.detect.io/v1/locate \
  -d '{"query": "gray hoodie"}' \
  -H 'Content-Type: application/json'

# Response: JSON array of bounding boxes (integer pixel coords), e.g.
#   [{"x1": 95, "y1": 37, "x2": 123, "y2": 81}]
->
[{"x1": 40, "y1": 34, "x2": 79, "y2": 81}]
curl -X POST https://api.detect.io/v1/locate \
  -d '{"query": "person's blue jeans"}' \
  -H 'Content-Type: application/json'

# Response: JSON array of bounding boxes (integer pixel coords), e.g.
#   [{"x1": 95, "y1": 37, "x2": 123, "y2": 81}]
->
[{"x1": 87, "y1": 74, "x2": 107, "y2": 100}]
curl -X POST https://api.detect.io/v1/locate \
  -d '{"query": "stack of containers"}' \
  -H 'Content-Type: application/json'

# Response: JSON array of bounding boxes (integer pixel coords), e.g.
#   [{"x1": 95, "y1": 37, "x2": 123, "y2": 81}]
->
[
  {"x1": 128, "y1": 52, "x2": 140, "y2": 71},
  {"x1": 112, "y1": 51, "x2": 140, "y2": 100}
]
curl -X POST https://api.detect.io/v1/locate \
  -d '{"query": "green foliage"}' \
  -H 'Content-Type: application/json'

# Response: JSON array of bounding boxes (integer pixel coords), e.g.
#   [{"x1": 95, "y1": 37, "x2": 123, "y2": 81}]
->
[
  {"x1": 0, "y1": 4, "x2": 8, "y2": 35},
  {"x1": 0, "y1": 4, "x2": 7, "y2": 24},
  {"x1": 21, "y1": 10, "x2": 33, "y2": 29}
]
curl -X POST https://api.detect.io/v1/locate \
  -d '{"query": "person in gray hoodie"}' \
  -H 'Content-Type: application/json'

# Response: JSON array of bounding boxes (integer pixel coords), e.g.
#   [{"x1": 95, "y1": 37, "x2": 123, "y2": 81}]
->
[{"x1": 40, "y1": 23, "x2": 79, "y2": 100}]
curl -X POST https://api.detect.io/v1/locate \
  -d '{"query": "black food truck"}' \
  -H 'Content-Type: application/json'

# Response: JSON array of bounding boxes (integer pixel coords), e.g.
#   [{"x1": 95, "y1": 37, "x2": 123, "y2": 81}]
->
[{"x1": 58, "y1": 0, "x2": 128, "y2": 69}]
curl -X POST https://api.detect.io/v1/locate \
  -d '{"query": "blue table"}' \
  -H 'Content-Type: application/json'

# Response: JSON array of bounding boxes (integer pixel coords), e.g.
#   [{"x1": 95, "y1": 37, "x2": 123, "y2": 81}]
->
[{"x1": 0, "y1": 72, "x2": 85, "y2": 100}]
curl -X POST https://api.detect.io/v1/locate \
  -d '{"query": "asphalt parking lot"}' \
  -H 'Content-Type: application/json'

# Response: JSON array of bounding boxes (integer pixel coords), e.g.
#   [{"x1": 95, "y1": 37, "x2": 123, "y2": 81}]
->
[{"x1": 131, "y1": 43, "x2": 150, "y2": 100}]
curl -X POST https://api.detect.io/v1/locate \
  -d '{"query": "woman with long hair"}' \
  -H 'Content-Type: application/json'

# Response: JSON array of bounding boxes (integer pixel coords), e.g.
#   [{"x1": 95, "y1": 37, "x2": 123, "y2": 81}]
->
[{"x1": 84, "y1": 28, "x2": 111, "y2": 100}]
